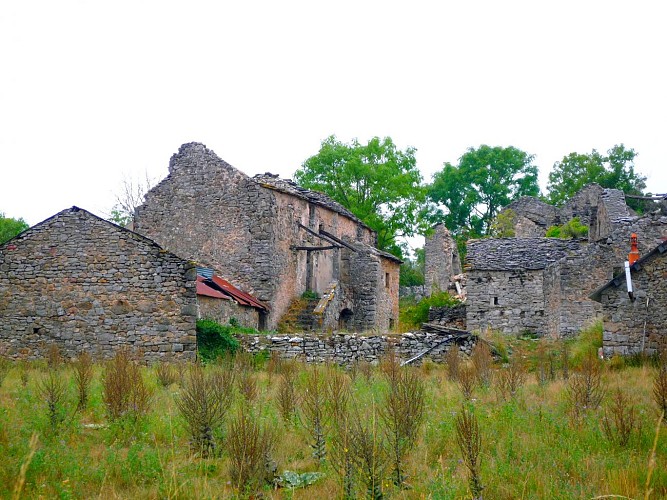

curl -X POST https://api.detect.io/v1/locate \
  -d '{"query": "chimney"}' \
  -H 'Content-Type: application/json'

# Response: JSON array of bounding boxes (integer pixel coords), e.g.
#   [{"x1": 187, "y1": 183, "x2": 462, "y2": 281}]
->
[{"x1": 628, "y1": 233, "x2": 639, "y2": 265}]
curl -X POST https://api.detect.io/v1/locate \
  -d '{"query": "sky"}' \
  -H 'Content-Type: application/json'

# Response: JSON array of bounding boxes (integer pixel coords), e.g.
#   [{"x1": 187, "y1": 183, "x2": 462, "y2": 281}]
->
[{"x1": 2, "y1": 1, "x2": 666, "y2": 238}]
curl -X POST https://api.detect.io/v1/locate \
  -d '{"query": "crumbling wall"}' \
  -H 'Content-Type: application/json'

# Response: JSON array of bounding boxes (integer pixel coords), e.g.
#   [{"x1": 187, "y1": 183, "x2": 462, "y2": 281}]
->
[
  {"x1": 600, "y1": 253, "x2": 667, "y2": 356},
  {"x1": 238, "y1": 331, "x2": 477, "y2": 364},
  {"x1": 0, "y1": 208, "x2": 197, "y2": 361},
  {"x1": 590, "y1": 189, "x2": 632, "y2": 242},
  {"x1": 560, "y1": 183, "x2": 604, "y2": 227},
  {"x1": 499, "y1": 197, "x2": 558, "y2": 237},
  {"x1": 424, "y1": 224, "x2": 461, "y2": 294}
]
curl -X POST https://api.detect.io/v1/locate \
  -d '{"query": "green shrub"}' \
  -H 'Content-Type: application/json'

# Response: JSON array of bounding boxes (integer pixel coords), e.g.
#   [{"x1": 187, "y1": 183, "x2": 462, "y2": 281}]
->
[
  {"x1": 399, "y1": 291, "x2": 460, "y2": 330},
  {"x1": 546, "y1": 217, "x2": 589, "y2": 239},
  {"x1": 569, "y1": 320, "x2": 602, "y2": 366},
  {"x1": 196, "y1": 319, "x2": 241, "y2": 362}
]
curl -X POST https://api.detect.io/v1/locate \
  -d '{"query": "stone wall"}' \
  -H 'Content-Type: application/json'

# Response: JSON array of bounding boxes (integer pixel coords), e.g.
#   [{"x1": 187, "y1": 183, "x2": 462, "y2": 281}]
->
[
  {"x1": 590, "y1": 189, "x2": 633, "y2": 242},
  {"x1": 238, "y1": 331, "x2": 477, "y2": 365},
  {"x1": 424, "y1": 224, "x2": 461, "y2": 294},
  {"x1": 198, "y1": 296, "x2": 260, "y2": 330},
  {"x1": 428, "y1": 305, "x2": 466, "y2": 329},
  {"x1": 466, "y1": 268, "x2": 548, "y2": 335},
  {"x1": 599, "y1": 249, "x2": 667, "y2": 356},
  {"x1": 0, "y1": 207, "x2": 197, "y2": 361}
]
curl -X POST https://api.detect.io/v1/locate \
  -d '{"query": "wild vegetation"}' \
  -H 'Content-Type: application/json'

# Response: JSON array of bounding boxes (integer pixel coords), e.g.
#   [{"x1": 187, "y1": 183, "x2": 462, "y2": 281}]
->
[{"x1": 0, "y1": 336, "x2": 666, "y2": 499}]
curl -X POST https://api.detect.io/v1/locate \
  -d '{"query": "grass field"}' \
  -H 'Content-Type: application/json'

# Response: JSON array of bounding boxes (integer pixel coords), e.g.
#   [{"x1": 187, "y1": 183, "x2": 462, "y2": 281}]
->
[{"x1": 0, "y1": 338, "x2": 666, "y2": 499}]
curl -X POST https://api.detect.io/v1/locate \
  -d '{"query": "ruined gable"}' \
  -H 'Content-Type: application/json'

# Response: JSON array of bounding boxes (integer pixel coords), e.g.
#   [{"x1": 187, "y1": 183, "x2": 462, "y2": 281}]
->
[{"x1": 0, "y1": 207, "x2": 197, "y2": 361}]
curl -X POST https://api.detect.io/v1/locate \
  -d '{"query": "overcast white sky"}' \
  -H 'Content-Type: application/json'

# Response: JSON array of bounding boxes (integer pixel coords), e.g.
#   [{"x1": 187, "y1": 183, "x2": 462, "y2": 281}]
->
[{"x1": 2, "y1": 1, "x2": 666, "y2": 232}]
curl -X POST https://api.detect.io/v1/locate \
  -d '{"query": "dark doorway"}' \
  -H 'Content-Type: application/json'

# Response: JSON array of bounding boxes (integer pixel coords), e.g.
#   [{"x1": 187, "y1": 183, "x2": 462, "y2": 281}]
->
[{"x1": 339, "y1": 308, "x2": 354, "y2": 330}]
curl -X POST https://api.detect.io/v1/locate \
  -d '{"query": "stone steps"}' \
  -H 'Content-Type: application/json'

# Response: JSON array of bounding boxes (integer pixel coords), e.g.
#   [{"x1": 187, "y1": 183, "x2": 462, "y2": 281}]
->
[{"x1": 277, "y1": 296, "x2": 321, "y2": 333}]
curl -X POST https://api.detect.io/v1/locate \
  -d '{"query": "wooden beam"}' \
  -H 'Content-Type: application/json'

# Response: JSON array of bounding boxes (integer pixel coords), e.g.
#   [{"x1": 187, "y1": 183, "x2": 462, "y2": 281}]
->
[
  {"x1": 319, "y1": 228, "x2": 358, "y2": 252},
  {"x1": 291, "y1": 245, "x2": 339, "y2": 251}
]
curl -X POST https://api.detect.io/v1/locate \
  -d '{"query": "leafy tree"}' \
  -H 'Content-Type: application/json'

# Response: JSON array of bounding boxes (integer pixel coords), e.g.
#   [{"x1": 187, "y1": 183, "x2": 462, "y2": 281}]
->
[
  {"x1": 295, "y1": 135, "x2": 428, "y2": 255},
  {"x1": 0, "y1": 213, "x2": 29, "y2": 244},
  {"x1": 489, "y1": 209, "x2": 516, "y2": 238},
  {"x1": 546, "y1": 144, "x2": 647, "y2": 208},
  {"x1": 428, "y1": 145, "x2": 539, "y2": 238},
  {"x1": 399, "y1": 247, "x2": 425, "y2": 287}
]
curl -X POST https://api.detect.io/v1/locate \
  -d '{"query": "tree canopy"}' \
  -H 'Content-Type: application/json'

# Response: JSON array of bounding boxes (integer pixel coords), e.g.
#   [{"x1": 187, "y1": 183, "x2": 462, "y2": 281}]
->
[
  {"x1": 0, "y1": 213, "x2": 29, "y2": 244},
  {"x1": 428, "y1": 145, "x2": 540, "y2": 238},
  {"x1": 546, "y1": 144, "x2": 647, "y2": 207},
  {"x1": 295, "y1": 135, "x2": 428, "y2": 256}
]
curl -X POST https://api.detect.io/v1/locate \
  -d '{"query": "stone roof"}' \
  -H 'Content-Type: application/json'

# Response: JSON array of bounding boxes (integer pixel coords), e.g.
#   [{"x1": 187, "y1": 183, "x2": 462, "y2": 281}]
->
[
  {"x1": 253, "y1": 173, "x2": 366, "y2": 226},
  {"x1": 589, "y1": 240, "x2": 667, "y2": 302},
  {"x1": 466, "y1": 237, "x2": 587, "y2": 271}
]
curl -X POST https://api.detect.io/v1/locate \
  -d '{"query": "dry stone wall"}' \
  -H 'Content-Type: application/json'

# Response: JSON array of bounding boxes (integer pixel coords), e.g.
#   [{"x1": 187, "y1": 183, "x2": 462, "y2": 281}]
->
[
  {"x1": 0, "y1": 207, "x2": 197, "y2": 361},
  {"x1": 238, "y1": 331, "x2": 476, "y2": 365}
]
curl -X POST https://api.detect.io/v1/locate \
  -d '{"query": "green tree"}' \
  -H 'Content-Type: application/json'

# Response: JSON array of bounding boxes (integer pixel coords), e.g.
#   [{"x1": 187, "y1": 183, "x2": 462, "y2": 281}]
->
[
  {"x1": 295, "y1": 135, "x2": 428, "y2": 255},
  {"x1": 0, "y1": 213, "x2": 29, "y2": 244},
  {"x1": 428, "y1": 145, "x2": 539, "y2": 238},
  {"x1": 399, "y1": 247, "x2": 425, "y2": 287},
  {"x1": 546, "y1": 144, "x2": 647, "y2": 208}
]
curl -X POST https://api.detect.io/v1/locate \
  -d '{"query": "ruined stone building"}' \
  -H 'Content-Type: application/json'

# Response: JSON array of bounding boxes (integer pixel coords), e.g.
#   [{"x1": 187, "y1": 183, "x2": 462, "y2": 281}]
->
[
  {"x1": 0, "y1": 207, "x2": 198, "y2": 361},
  {"x1": 426, "y1": 184, "x2": 667, "y2": 345},
  {"x1": 498, "y1": 184, "x2": 604, "y2": 237},
  {"x1": 590, "y1": 240, "x2": 667, "y2": 356},
  {"x1": 133, "y1": 142, "x2": 400, "y2": 332}
]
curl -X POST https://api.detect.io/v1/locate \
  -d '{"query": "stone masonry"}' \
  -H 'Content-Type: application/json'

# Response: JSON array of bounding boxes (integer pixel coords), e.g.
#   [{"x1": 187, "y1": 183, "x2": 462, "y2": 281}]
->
[
  {"x1": 424, "y1": 223, "x2": 462, "y2": 294},
  {"x1": 591, "y1": 241, "x2": 667, "y2": 357},
  {"x1": 499, "y1": 184, "x2": 604, "y2": 237},
  {"x1": 0, "y1": 207, "x2": 197, "y2": 361},
  {"x1": 238, "y1": 331, "x2": 476, "y2": 365},
  {"x1": 460, "y1": 185, "x2": 667, "y2": 341}
]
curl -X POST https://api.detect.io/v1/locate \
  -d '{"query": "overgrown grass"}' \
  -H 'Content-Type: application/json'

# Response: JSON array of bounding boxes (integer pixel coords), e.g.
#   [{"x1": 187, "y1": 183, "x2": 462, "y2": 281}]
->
[{"x1": 0, "y1": 340, "x2": 665, "y2": 498}]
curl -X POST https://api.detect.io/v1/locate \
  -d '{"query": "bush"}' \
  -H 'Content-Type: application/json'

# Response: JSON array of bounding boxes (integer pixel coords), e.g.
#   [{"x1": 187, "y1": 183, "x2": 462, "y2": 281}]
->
[
  {"x1": 399, "y1": 291, "x2": 460, "y2": 330},
  {"x1": 546, "y1": 217, "x2": 589, "y2": 239},
  {"x1": 196, "y1": 319, "x2": 241, "y2": 362}
]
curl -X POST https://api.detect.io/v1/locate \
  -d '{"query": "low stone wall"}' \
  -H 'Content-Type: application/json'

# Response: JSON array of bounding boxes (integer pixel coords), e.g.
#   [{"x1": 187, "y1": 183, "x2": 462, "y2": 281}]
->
[
  {"x1": 428, "y1": 305, "x2": 467, "y2": 329},
  {"x1": 237, "y1": 331, "x2": 476, "y2": 365}
]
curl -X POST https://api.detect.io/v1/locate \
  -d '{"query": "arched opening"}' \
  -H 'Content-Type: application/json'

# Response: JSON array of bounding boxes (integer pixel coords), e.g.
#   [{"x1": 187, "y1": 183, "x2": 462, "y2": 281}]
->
[{"x1": 339, "y1": 308, "x2": 354, "y2": 331}]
